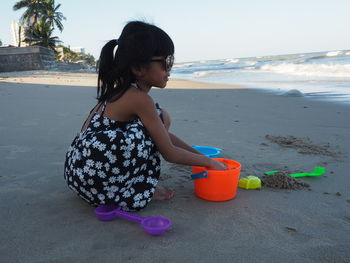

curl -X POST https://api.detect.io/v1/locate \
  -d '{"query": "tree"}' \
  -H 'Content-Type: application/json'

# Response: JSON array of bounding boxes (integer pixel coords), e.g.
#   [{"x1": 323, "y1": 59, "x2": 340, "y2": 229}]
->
[
  {"x1": 56, "y1": 45, "x2": 96, "y2": 66},
  {"x1": 0, "y1": 39, "x2": 2, "y2": 46},
  {"x1": 80, "y1": 53, "x2": 96, "y2": 66},
  {"x1": 13, "y1": 0, "x2": 45, "y2": 27},
  {"x1": 42, "y1": 0, "x2": 66, "y2": 32},
  {"x1": 13, "y1": 0, "x2": 45, "y2": 45},
  {"x1": 24, "y1": 18, "x2": 61, "y2": 49},
  {"x1": 13, "y1": 0, "x2": 65, "y2": 49}
]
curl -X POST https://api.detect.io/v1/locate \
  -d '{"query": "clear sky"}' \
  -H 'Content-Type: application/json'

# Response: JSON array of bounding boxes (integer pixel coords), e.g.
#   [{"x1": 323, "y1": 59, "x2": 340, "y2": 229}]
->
[{"x1": 1, "y1": 0, "x2": 350, "y2": 62}]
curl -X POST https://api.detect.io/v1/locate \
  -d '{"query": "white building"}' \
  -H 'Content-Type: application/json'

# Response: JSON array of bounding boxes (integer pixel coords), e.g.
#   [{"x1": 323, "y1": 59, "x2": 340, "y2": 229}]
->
[
  {"x1": 70, "y1": 47, "x2": 85, "y2": 54},
  {"x1": 11, "y1": 20, "x2": 28, "y2": 47},
  {"x1": 55, "y1": 46, "x2": 64, "y2": 61}
]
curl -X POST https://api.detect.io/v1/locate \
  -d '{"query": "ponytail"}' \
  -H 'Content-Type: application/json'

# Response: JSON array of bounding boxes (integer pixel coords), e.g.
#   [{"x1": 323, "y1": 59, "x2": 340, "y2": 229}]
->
[
  {"x1": 98, "y1": 39, "x2": 118, "y2": 76},
  {"x1": 97, "y1": 40, "x2": 118, "y2": 102}
]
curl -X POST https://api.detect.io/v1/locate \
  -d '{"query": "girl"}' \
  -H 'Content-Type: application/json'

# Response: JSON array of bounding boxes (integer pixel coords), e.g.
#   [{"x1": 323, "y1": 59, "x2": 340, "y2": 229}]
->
[{"x1": 64, "y1": 21, "x2": 226, "y2": 211}]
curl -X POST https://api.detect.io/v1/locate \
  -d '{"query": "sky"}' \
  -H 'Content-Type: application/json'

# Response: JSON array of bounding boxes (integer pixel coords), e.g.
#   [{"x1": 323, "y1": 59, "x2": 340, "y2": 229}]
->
[{"x1": 1, "y1": 0, "x2": 350, "y2": 62}]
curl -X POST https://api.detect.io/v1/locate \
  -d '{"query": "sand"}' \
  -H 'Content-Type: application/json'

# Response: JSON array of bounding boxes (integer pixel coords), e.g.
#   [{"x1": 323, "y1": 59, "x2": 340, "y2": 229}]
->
[
  {"x1": 265, "y1": 135, "x2": 339, "y2": 157},
  {"x1": 1, "y1": 70, "x2": 350, "y2": 262}
]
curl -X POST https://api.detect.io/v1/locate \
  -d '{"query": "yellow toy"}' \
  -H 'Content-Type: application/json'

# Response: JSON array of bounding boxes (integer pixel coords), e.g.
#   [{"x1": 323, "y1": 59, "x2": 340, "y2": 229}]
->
[{"x1": 238, "y1": 176, "x2": 262, "y2": 189}]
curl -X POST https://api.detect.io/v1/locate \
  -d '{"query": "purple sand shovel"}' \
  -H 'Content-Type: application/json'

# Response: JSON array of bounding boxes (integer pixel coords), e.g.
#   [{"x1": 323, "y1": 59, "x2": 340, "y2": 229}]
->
[{"x1": 94, "y1": 205, "x2": 172, "y2": 236}]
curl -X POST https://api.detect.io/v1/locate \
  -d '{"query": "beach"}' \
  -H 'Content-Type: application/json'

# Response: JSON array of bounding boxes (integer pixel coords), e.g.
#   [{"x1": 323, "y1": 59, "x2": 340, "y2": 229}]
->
[{"x1": 1, "y1": 71, "x2": 349, "y2": 263}]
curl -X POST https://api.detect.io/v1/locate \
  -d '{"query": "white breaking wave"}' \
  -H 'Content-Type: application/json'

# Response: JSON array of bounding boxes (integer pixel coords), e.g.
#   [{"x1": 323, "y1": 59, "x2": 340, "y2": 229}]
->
[
  {"x1": 225, "y1": 58, "x2": 240, "y2": 64},
  {"x1": 193, "y1": 70, "x2": 234, "y2": 78},
  {"x1": 173, "y1": 62, "x2": 194, "y2": 68},
  {"x1": 260, "y1": 62, "x2": 350, "y2": 78},
  {"x1": 326, "y1": 51, "x2": 343, "y2": 57},
  {"x1": 244, "y1": 60, "x2": 258, "y2": 66}
]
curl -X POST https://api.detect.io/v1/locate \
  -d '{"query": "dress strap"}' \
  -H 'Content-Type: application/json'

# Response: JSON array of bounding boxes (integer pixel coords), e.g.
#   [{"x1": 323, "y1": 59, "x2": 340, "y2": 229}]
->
[
  {"x1": 91, "y1": 100, "x2": 107, "y2": 115},
  {"x1": 80, "y1": 101, "x2": 106, "y2": 132},
  {"x1": 155, "y1": 103, "x2": 164, "y2": 123},
  {"x1": 101, "y1": 100, "x2": 108, "y2": 114}
]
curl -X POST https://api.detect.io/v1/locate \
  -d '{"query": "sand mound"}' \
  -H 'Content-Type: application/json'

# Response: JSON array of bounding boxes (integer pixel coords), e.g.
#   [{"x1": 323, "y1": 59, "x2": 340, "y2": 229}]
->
[{"x1": 262, "y1": 172, "x2": 310, "y2": 190}]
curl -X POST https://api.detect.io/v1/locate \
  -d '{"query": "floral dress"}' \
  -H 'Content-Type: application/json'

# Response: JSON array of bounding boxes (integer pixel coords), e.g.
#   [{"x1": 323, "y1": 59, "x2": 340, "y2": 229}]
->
[{"x1": 64, "y1": 100, "x2": 164, "y2": 211}]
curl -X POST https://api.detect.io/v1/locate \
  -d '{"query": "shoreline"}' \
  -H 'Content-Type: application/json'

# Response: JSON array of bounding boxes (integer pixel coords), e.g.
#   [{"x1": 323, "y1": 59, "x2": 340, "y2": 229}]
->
[
  {"x1": 0, "y1": 70, "x2": 246, "y2": 89},
  {"x1": 1, "y1": 70, "x2": 349, "y2": 107}
]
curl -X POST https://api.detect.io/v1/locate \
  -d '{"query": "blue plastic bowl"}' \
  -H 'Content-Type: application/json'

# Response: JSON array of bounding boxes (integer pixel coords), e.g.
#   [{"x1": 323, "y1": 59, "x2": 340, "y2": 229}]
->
[{"x1": 192, "y1": 145, "x2": 222, "y2": 158}]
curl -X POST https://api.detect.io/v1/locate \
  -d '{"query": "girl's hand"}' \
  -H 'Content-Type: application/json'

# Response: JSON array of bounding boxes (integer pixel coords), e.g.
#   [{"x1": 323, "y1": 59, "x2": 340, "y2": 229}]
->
[{"x1": 207, "y1": 159, "x2": 227, "y2": 170}]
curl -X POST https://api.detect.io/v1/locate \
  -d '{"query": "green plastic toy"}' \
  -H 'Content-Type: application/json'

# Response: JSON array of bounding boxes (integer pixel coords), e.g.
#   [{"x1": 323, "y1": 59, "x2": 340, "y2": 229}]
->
[
  {"x1": 264, "y1": 167, "x2": 326, "y2": 178},
  {"x1": 239, "y1": 176, "x2": 262, "y2": 189}
]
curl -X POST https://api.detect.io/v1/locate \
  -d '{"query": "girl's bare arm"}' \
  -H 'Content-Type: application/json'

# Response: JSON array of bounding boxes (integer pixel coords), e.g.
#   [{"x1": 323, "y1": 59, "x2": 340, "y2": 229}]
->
[{"x1": 132, "y1": 92, "x2": 225, "y2": 170}]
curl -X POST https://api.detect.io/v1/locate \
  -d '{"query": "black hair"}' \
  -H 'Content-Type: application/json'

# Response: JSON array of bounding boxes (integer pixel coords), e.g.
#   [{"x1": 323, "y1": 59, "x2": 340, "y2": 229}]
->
[{"x1": 97, "y1": 21, "x2": 175, "y2": 102}]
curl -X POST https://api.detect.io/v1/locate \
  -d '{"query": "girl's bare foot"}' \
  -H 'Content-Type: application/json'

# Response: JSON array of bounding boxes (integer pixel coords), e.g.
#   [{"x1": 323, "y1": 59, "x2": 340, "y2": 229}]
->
[{"x1": 153, "y1": 186, "x2": 175, "y2": 200}]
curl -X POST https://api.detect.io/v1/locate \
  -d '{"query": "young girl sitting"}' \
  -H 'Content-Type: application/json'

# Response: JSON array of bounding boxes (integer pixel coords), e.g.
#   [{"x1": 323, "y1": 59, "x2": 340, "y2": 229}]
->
[{"x1": 64, "y1": 21, "x2": 226, "y2": 211}]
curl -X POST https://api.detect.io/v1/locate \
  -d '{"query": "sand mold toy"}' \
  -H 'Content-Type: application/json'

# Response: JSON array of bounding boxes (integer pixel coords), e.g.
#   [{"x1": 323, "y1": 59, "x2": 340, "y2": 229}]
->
[{"x1": 238, "y1": 176, "x2": 262, "y2": 189}]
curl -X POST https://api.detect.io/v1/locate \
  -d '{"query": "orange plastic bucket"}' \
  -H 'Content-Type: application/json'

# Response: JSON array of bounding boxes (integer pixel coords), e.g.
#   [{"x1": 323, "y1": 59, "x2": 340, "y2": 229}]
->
[{"x1": 191, "y1": 158, "x2": 241, "y2": 201}]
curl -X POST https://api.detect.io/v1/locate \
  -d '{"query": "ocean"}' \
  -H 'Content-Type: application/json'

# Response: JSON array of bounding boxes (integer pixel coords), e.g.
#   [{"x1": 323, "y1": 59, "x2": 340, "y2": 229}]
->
[{"x1": 171, "y1": 50, "x2": 350, "y2": 104}]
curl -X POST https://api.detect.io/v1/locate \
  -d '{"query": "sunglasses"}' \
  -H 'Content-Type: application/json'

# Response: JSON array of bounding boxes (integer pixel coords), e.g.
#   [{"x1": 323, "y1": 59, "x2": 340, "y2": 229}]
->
[{"x1": 151, "y1": 55, "x2": 174, "y2": 72}]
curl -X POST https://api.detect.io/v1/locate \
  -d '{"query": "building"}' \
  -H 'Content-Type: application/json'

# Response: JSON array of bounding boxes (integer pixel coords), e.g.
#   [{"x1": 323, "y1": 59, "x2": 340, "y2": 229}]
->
[
  {"x1": 70, "y1": 47, "x2": 85, "y2": 54},
  {"x1": 55, "y1": 46, "x2": 64, "y2": 61},
  {"x1": 11, "y1": 20, "x2": 28, "y2": 47}
]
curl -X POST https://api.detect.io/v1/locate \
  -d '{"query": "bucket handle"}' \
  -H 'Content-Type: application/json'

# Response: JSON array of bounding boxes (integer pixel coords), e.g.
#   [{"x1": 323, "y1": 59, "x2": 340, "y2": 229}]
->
[{"x1": 191, "y1": 171, "x2": 209, "y2": 180}]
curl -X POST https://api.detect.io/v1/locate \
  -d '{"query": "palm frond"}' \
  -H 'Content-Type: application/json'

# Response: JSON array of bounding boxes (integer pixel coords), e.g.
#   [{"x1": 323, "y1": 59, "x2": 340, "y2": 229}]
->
[{"x1": 13, "y1": 0, "x2": 31, "y2": 11}]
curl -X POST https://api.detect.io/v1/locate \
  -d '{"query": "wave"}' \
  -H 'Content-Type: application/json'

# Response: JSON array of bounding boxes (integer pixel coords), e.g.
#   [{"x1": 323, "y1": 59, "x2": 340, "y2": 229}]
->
[
  {"x1": 172, "y1": 49, "x2": 350, "y2": 79},
  {"x1": 173, "y1": 62, "x2": 195, "y2": 69},
  {"x1": 193, "y1": 69, "x2": 234, "y2": 78},
  {"x1": 260, "y1": 62, "x2": 350, "y2": 78},
  {"x1": 171, "y1": 50, "x2": 350, "y2": 103},
  {"x1": 326, "y1": 51, "x2": 343, "y2": 57},
  {"x1": 225, "y1": 58, "x2": 240, "y2": 63}
]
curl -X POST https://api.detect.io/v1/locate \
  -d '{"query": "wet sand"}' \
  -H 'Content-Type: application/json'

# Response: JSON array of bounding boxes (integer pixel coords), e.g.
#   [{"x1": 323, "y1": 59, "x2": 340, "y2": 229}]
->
[{"x1": 0, "y1": 71, "x2": 350, "y2": 262}]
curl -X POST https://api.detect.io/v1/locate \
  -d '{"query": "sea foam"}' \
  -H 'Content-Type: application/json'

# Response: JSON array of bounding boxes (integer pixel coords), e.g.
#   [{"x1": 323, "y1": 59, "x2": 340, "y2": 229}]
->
[{"x1": 260, "y1": 62, "x2": 350, "y2": 78}]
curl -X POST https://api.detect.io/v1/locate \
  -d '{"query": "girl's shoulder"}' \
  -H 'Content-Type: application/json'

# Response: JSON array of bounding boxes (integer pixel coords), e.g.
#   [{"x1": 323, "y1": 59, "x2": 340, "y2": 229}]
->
[
  {"x1": 105, "y1": 86, "x2": 156, "y2": 122},
  {"x1": 123, "y1": 86, "x2": 155, "y2": 107}
]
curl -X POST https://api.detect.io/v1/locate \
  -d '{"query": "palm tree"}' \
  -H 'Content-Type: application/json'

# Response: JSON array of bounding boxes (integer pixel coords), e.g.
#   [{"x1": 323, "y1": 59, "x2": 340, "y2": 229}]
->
[
  {"x1": 13, "y1": 0, "x2": 65, "y2": 49},
  {"x1": 13, "y1": 0, "x2": 45, "y2": 27},
  {"x1": 25, "y1": 18, "x2": 61, "y2": 49},
  {"x1": 42, "y1": 0, "x2": 66, "y2": 32},
  {"x1": 13, "y1": 0, "x2": 46, "y2": 45}
]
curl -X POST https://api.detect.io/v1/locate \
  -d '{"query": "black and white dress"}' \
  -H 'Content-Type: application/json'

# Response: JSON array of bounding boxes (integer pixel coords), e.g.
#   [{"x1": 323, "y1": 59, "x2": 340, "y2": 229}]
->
[{"x1": 64, "y1": 97, "x2": 164, "y2": 211}]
